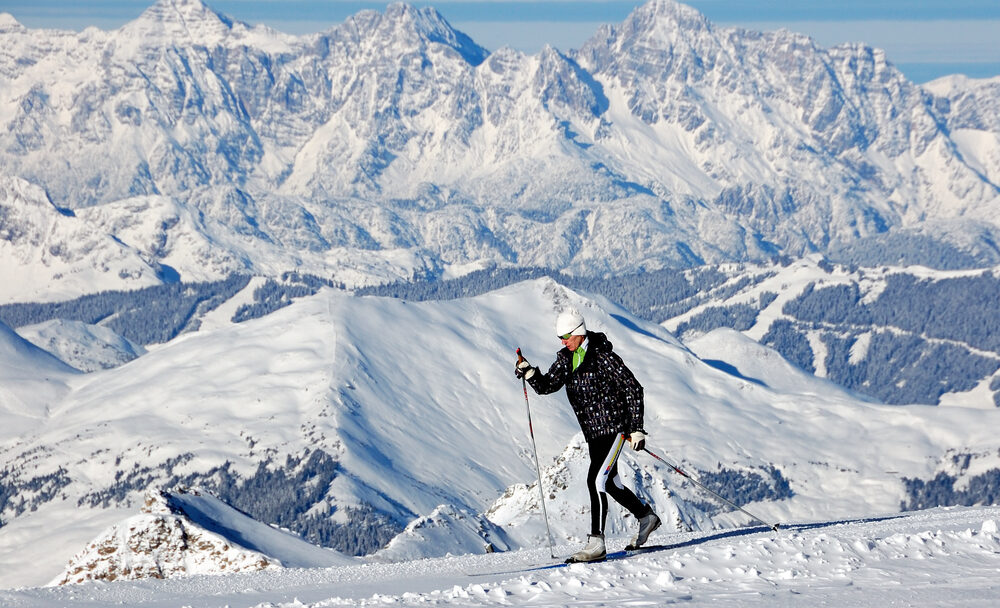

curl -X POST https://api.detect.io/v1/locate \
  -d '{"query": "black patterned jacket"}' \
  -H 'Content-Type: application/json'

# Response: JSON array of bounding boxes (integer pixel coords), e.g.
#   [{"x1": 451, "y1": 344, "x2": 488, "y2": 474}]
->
[{"x1": 527, "y1": 331, "x2": 644, "y2": 440}]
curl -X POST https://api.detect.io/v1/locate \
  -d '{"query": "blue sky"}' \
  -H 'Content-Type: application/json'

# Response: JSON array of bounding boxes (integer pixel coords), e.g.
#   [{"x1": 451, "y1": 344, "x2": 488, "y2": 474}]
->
[{"x1": 3, "y1": 1, "x2": 999, "y2": 83}]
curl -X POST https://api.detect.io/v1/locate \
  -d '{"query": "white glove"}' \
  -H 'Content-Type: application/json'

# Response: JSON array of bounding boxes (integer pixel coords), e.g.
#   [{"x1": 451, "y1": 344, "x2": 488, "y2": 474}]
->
[
  {"x1": 629, "y1": 431, "x2": 646, "y2": 451},
  {"x1": 515, "y1": 358, "x2": 536, "y2": 380}
]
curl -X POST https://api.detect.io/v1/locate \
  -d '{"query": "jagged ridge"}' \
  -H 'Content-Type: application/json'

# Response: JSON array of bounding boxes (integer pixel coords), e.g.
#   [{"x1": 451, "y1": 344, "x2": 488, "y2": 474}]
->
[{"x1": 0, "y1": 0, "x2": 998, "y2": 301}]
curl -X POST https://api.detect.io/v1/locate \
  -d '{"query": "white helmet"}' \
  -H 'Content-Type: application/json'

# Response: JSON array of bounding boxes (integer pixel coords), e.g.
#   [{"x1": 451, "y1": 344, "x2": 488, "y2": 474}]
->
[{"x1": 555, "y1": 310, "x2": 586, "y2": 337}]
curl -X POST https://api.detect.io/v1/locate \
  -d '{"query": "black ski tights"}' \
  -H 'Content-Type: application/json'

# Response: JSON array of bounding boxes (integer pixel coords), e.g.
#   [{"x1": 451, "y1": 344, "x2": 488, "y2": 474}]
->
[{"x1": 586, "y1": 432, "x2": 648, "y2": 536}]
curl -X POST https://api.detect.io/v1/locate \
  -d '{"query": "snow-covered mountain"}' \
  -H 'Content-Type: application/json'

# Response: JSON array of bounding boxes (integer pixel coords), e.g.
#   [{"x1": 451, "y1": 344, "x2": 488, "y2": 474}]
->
[
  {"x1": 2, "y1": 278, "x2": 999, "y2": 590},
  {"x1": 659, "y1": 257, "x2": 1000, "y2": 407},
  {"x1": 53, "y1": 487, "x2": 352, "y2": 585},
  {"x1": 16, "y1": 318, "x2": 146, "y2": 372},
  {"x1": 924, "y1": 75, "x2": 1000, "y2": 187},
  {"x1": 2, "y1": 0, "x2": 999, "y2": 303}
]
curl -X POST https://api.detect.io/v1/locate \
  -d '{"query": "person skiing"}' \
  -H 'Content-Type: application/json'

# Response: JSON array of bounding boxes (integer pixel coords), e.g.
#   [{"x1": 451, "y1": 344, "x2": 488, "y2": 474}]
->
[{"x1": 515, "y1": 309, "x2": 661, "y2": 562}]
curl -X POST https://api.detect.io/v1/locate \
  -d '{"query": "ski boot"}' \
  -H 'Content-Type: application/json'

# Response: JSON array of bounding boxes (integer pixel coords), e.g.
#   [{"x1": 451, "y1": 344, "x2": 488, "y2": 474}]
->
[
  {"x1": 565, "y1": 533, "x2": 606, "y2": 563},
  {"x1": 626, "y1": 509, "x2": 661, "y2": 550}
]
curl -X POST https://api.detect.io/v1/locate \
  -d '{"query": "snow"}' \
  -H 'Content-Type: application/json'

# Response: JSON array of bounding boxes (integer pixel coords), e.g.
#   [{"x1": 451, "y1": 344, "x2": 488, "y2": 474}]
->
[
  {"x1": 666, "y1": 258, "x2": 829, "y2": 342},
  {"x1": 3, "y1": 276, "x2": 1000, "y2": 602},
  {"x1": 938, "y1": 376, "x2": 1000, "y2": 410},
  {"x1": 684, "y1": 328, "x2": 866, "y2": 402},
  {"x1": 195, "y1": 275, "x2": 269, "y2": 332},
  {"x1": 0, "y1": 320, "x2": 78, "y2": 440},
  {"x1": 164, "y1": 489, "x2": 355, "y2": 569},
  {"x1": 0, "y1": 177, "x2": 164, "y2": 304},
  {"x1": 16, "y1": 319, "x2": 145, "y2": 372},
  {"x1": 45, "y1": 487, "x2": 352, "y2": 585},
  {"x1": 1, "y1": 506, "x2": 998, "y2": 606},
  {"x1": 374, "y1": 503, "x2": 515, "y2": 562}
]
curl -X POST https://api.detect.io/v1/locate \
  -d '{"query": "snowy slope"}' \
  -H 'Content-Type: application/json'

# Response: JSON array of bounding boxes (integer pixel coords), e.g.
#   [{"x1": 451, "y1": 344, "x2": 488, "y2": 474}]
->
[
  {"x1": 1, "y1": 505, "x2": 998, "y2": 606},
  {"x1": 685, "y1": 327, "x2": 872, "y2": 402},
  {"x1": 3, "y1": 279, "x2": 1000, "y2": 591},
  {"x1": 16, "y1": 319, "x2": 146, "y2": 372},
  {"x1": 924, "y1": 75, "x2": 1000, "y2": 186},
  {"x1": 0, "y1": 320, "x2": 78, "y2": 442}
]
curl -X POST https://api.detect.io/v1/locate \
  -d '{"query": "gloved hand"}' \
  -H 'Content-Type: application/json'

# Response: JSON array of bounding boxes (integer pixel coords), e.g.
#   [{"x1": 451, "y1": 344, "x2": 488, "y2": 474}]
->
[
  {"x1": 629, "y1": 431, "x2": 646, "y2": 451},
  {"x1": 515, "y1": 357, "x2": 536, "y2": 380}
]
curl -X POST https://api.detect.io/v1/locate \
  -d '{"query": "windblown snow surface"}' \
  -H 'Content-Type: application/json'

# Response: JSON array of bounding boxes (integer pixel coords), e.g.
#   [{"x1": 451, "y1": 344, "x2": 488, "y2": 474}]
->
[{"x1": 2, "y1": 506, "x2": 998, "y2": 607}]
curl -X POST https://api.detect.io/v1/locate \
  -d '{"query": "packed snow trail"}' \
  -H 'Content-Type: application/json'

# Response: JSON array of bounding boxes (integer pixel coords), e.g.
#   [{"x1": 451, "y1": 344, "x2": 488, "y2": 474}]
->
[{"x1": 2, "y1": 506, "x2": 999, "y2": 607}]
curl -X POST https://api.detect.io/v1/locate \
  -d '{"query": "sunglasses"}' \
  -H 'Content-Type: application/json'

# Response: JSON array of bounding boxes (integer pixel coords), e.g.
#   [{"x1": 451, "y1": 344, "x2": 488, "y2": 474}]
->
[{"x1": 558, "y1": 322, "x2": 584, "y2": 340}]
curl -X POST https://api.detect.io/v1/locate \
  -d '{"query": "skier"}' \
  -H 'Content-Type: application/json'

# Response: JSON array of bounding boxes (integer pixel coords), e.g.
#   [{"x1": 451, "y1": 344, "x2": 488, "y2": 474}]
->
[{"x1": 515, "y1": 309, "x2": 661, "y2": 562}]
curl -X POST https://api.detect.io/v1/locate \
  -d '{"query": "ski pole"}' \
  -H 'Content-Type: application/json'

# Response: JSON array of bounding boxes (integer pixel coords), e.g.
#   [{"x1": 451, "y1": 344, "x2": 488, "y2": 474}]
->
[
  {"x1": 517, "y1": 348, "x2": 557, "y2": 557},
  {"x1": 643, "y1": 447, "x2": 780, "y2": 532}
]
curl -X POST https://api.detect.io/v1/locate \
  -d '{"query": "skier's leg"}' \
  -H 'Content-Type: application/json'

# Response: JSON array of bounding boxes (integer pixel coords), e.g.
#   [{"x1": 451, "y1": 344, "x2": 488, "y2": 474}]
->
[
  {"x1": 571, "y1": 434, "x2": 621, "y2": 563},
  {"x1": 587, "y1": 432, "x2": 648, "y2": 534},
  {"x1": 605, "y1": 435, "x2": 660, "y2": 549},
  {"x1": 604, "y1": 440, "x2": 647, "y2": 517},
  {"x1": 588, "y1": 432, "x2": 656, "y2": 521},
  {"x1": 585, "y1": 434, "x2": 617, "y2": 536},
  {"x1": 600, "y1": 434, "x2": 661, "y2": 548},
  {"x1": 608, "y1": 456, "x2": 662, "y2": 548}
]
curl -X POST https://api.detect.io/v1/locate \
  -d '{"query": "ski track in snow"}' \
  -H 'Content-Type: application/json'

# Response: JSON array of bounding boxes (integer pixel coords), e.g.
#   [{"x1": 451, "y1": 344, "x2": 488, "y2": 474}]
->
[{"x1": 3, "y1": 506, "x2": 999, "y2": 607}]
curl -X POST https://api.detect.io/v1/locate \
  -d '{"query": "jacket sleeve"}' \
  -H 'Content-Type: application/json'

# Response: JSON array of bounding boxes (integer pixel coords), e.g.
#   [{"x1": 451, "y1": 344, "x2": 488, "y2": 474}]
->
[
  {"x1": 527, "y1": 352, "x2": 571, "y2": 395},
  {"x1": 603, "y1": 349, "x2": 645, "y2": 433}
]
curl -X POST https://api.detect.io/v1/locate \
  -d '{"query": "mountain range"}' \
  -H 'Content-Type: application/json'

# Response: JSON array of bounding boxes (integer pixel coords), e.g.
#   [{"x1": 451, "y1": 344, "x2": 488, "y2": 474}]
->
[{"x1": 2, "y1": 0, "x2": 1000, "y2": 304}]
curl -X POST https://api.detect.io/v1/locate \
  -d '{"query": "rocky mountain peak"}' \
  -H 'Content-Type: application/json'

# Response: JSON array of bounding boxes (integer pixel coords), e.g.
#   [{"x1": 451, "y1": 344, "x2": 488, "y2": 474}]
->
[
  {"x1": 615, "y1": 0, "x2": 713, "y2": 48},
  {"x1": 345, "y1": 2, "x2": 488, "y2": 65},
  {"x1": 120, "y1": 0, "x2": 235, "y2": 45},
  {"x1": 50, "y1": 486, "x2": 352, "y2": 585},
  {"x1": 143, "y1": 0, "x2": 230, "y2": 24},
  {"x1": 52, "y1": 488, "x2": 277, "y2": 585},
  {"x1": 0, "y1": 12, "x2": 26, "y2": 34},
  {"x1": 636, "y1": 0, "x2": 711, "y2": 29},
  {"x1": 576, "y1": 0, "x2": 719, "y2": 78}
]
